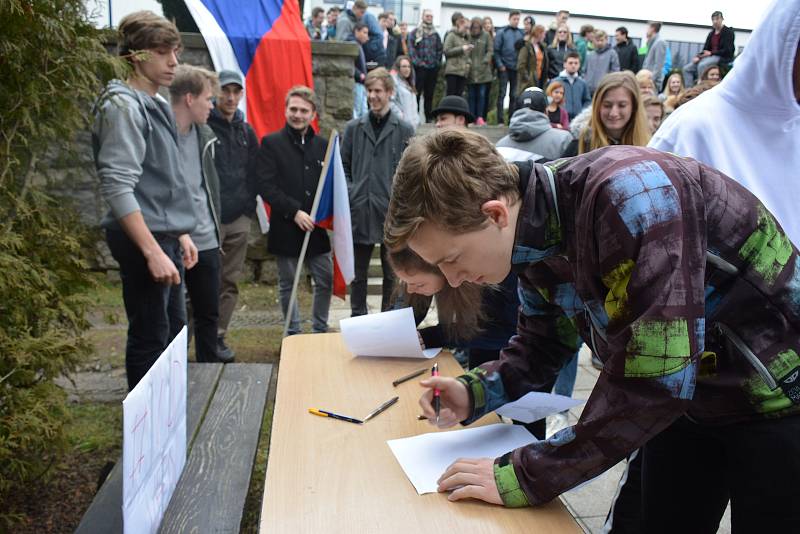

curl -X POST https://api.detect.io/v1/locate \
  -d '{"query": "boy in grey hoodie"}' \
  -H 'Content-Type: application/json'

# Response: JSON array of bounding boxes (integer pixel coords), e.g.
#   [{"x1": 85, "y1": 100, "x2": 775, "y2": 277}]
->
[
  {"x1": 92, "y1": 11, "x2": 198, "y2": 389},
  {"x1": 583, "y1": 29, "x2": 620, "y2": 94},
  {"x1": 496, "y1": 88, "x2": 572, "y2": 160}
]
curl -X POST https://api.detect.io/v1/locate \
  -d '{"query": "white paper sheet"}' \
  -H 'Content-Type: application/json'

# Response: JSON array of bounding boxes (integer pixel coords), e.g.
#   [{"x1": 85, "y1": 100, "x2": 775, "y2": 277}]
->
[
  {"x1": 122, "y1": 327, "x2": 187, "y2": 534},
  {"x1": 494, "y1": 392, "x2": 584, "y2": 424},
  {"x1": 387, "y1": 424, "x2": 538, "y2": 494},
  {"x1": 340, "y1": 307, "x2": 442, "y2": 358}
]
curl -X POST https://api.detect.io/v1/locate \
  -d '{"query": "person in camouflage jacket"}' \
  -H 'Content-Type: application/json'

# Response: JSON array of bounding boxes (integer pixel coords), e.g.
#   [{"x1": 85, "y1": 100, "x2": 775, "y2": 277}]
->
[{"x1": 385, "y1": 129, "x2": 800, "y2": 531}]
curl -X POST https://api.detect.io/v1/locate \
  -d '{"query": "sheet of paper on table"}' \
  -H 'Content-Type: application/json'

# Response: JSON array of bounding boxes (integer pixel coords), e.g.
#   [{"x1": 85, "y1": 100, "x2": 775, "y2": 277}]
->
[
  {"x1": 387, "y1": 423, "x2": 538, "y2": 494},
  {"x1": 495, "y1": 392, "x2": 585, "y2": 423},
  {"x1": 340, "y1": 307, "x2": 441, "y2": 358}
]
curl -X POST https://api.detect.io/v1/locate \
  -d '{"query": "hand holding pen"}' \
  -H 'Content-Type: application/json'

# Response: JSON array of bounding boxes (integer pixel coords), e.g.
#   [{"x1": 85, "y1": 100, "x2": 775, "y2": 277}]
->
[{"x1": 418, "y1": 364, "x2": 470, "y2": 428}]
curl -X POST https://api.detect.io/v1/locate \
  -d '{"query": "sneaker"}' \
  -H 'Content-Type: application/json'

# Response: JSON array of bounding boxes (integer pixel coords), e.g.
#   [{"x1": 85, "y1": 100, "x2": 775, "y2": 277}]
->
[
  {"x1": 475, "y1": 117, "x2": 486, "y2": 126},
  {"x1": 217, "y1": 336, "x2": 235, "y2": 363}
]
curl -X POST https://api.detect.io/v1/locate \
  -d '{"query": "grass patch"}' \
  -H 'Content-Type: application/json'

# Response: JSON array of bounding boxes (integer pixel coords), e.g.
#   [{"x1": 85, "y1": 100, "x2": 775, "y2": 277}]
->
[{"x1": 66, "y1": 402, "x2": 123, "y2": 454}]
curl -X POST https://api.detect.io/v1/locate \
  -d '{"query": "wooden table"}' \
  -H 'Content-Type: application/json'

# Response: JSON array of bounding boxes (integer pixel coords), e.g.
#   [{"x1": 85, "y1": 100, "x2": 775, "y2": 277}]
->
[{"x1": 260, "y1": 333, "x2": 580, "y2": 533}]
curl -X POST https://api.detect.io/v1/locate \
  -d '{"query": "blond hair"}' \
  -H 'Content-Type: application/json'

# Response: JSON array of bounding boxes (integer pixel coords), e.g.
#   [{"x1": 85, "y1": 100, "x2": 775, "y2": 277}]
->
[
  {"x1": 365, "y1": 67, "x2": 395, "y2": 92},
  {"x1": 578, "y1": 71, "x2": 651, "y2": 153},
  {"x1": 118, "y1": 11, "x2": 181, "y2": 62},
  {"x1": 549, "y1": 23, "x2": 574, "y2": 48},
  {"x1": 169, "y1": 65, "x2": 219, "y2": 103},
  {"x1": 385, "y1": 129, "x2": 519, "y2": 249},
  {"x1": 285, "y1": 85, "x2": 318, "y2": 110}
]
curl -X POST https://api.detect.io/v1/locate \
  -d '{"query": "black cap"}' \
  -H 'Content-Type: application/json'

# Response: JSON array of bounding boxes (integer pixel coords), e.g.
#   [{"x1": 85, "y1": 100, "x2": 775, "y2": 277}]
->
[
  {"x1": 431, "y1": 95, "x2": 475, "y2": 123},
  {"x1": 516, "y1": 87, "x2": 548, "y2": 113}
]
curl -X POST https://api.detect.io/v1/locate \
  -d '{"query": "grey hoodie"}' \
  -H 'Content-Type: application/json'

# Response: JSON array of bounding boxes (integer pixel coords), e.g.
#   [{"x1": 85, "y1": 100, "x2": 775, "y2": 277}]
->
[
  {"x1": 496, "y1": 107, "x2": 573, "y2": 161},
  {"x1": 584, "y1": 44, "x2": 620, "y2": 94},
  {"x1": 93, "y1": 79, "x2": 197, "y2": 235}
]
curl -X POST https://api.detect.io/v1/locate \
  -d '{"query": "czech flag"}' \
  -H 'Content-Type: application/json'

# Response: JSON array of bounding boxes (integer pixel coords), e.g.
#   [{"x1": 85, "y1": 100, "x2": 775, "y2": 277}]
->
[
  {"x1": 184, "y1": 0, "x2": 313, "y2": 140},
  {"x1": 311, "y1": 133, "x2": 355, "y2": 300}
]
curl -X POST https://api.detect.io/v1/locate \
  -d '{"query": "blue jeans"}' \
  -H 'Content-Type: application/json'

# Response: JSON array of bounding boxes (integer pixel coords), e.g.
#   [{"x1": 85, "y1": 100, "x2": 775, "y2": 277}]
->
[
  {"x1": 468, "y1": 83, "x2": 489, "y2": 120},
  {"x1": 276, "y1": 252, "x2": 333, "y2": 334},
  {"x1": 554, "y1": 351, "x2": 579, "y2": 397},
  {"x1": 106, "y1": 229, "x2": 186, "y2": 390}
]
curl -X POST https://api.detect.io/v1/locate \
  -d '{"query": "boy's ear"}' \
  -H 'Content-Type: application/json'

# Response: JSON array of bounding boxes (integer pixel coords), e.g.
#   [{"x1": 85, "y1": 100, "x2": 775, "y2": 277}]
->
[{"x1": 481, "y1": 200, "x2": 510, "y2": 228}]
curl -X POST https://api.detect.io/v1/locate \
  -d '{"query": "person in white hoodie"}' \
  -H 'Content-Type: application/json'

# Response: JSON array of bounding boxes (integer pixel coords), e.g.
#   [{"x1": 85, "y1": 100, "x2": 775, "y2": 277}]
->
[
  {"x1": 601, "y1": 3, "x2": 800, "y2": 532},
  {"x1": 650, "y1": 0, "x2": 800, "y2": 246}
]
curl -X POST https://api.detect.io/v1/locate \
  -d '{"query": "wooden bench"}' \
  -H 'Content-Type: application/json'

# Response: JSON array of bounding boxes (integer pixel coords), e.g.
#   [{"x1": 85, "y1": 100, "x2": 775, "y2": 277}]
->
[{"x1": 75, "y1": 362, "x2": 272, "y2": 533}]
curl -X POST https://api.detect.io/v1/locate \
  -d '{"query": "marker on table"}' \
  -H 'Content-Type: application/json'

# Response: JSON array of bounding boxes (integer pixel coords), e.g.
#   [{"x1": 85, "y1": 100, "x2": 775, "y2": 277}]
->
[
  {"x1": 392, "y1": 368, "x2": 427, "y2": 387},
  {"x1": 308, "y1": 408, "x2": 363, "y2": 425},
  {"x1": 432, "y1": 362, "x2": 441, "y2": 425},
  {"x1": 362, "y1": 396, "x2": 399, "y2": 422}
]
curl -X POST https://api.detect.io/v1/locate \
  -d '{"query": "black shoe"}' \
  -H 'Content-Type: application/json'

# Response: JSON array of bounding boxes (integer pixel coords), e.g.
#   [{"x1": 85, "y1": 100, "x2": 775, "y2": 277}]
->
[{"x1": 217, "y1": 336, "x2": 235, "y2": 363}]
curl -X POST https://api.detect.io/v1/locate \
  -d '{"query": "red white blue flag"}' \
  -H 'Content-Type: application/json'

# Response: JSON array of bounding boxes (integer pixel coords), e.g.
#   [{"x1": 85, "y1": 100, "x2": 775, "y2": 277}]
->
[
  {"x1": 184, "y1": 0, "x2": 313, "y2": 139},
  {"x1": 311, "y1": 133, "x2": 355, "y2": 300}
]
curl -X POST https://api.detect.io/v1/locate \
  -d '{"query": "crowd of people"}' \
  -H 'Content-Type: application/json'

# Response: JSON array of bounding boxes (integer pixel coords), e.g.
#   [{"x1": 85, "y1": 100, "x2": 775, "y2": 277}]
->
[
  {"x1": 308, "y1": 5, "x2": 734, "y2": 131},
  {"x1": 93, "y1": 3, "x2": 800, "y2": 533}
]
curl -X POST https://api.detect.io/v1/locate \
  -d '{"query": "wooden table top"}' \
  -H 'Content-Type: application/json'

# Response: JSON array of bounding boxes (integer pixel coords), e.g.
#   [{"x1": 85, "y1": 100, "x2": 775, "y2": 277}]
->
[{"x1": 260, "y1": 333, "x2": 580, "y2": 534}]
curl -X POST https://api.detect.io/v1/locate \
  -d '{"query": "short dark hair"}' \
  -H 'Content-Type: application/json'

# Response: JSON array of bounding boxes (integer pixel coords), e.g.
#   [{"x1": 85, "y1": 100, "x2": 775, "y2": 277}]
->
[
  {"x1": 353, "y1": 22, "x2": 368, "y2": 33},
  {"x1": 378, "y1": 13, "x2": 388, "y2": 21},
  {"x1": 327, "y1": 6, "x2": 340, "y2": 13},
  {"x1": 565, "y1": 51, "x2": 580, "y2": 61},
  {"x1": 616, "y1": 26, "x2": 629, "y2": 37},
  {"x1": 353, "y1": 0, "x2": 367, "y2": 10},
  {"x1": 579, "y1": 24, "x2": 594, "y2": 37},
  {"x1": 523, "y1": 15, "x2": 534, "y2": 24},
  {"x1": 451, "y1": 11, "x2": 463, "y2": 26},
  {"x1": 509, "y1": 10, "x2": 521, "y2": 18},
  {"x1": 711, "y1": 11, "x2": 723, "y2": 19},
  {"x1": 557, "y1": 10, "x2": 570, "y2": 16},
  {"x1": 312, "y1": 7, "x2": 324, "y2": 17},
  {"x1": 648, "y1": 21, "x2": 662, "y2": 33}
]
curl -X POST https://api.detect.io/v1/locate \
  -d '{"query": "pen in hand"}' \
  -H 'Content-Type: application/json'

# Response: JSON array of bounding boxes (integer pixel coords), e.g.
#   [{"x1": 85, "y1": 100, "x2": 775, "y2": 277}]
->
[{"x1": 432, "y1": 362, "x2": 441, "y2": 426}]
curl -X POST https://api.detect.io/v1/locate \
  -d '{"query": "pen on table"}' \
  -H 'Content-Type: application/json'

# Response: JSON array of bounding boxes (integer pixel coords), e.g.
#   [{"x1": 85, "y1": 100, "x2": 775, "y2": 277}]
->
[
  {"x1": 432, "y1": 362, "x2": 441, "y2": 425},
  {"x1": 362, "y1": 396, "x2": 399, "y2": 422},
  {"x1": 308, "y1": 408, "x2": 363, "y2": 425},
  {"x1": 392, "y1": 368, "x2": 427, "y2": 387}
]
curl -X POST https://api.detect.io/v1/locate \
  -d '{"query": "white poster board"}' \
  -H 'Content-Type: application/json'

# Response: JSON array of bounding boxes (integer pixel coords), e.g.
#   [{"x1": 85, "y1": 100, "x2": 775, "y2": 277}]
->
[{"x1": 122, "y1": 327, "x2": 188, "y2": 534}]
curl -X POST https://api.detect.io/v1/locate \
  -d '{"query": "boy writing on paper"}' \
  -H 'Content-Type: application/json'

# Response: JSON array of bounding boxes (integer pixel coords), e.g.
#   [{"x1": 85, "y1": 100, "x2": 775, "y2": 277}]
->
[{"x1": 383, "y1": 128, "x2": 800, "y2": 531}]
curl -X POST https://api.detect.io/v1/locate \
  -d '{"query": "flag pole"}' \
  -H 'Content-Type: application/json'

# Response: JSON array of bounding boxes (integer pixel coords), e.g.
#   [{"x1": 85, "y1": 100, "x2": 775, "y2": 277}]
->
[{"x1": 282, "y1": 130, "x2": 338, "y2": 338}]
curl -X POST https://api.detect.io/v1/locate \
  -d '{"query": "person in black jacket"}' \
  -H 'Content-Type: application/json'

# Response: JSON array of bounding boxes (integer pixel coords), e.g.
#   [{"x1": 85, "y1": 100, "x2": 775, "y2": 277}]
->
[
  {"x1": 614, "y1": 26, "x2": 640, "y2": 73},
  {"x1": 207, "y1": 70, "x2": 259, "y2": 361},
  {"x1": 255, "y1": 86, "x2": 332, "y2": 335},
  {"x1": 682, "y1": 11, "x2": 736, "y2": 86}
]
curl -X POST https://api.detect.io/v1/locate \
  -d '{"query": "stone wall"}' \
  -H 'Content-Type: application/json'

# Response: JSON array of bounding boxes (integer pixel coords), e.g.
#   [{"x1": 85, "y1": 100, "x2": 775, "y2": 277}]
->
[{"x1": 62, "y1": 33, "x2": 358, "y2": 270}]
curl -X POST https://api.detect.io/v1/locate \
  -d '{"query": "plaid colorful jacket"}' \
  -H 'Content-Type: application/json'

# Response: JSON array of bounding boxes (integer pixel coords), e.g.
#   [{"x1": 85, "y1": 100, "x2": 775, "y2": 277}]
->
[{"x1": 457, "y1": 146, "x2": 800, "y2": 507}]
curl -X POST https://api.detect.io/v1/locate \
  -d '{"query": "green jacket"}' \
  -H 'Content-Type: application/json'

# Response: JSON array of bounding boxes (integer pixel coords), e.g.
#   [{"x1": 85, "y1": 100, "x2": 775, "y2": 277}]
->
[
  {"x1": 443, "y1": 30, "x2": 471, "y2": 77},
  {"x1": 467, "y1": 30, "x2": 493, "y2": 84},
  {"x1": 517, "y1": 40, "x2": 550, "y2": 91}
]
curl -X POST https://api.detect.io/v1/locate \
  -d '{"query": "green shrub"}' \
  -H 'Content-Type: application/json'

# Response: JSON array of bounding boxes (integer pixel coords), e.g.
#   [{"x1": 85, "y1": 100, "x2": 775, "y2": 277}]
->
[{"x1": 0, "y1": 0, "x2": 125, "y2": 526}]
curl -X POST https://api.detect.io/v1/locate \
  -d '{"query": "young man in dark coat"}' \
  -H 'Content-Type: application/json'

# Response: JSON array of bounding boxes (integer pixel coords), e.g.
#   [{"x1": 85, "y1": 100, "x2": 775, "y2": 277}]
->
[
  {"x1": 341, "y1": 68, "x2": 414, "y2": 316},
  {"x1": 207, "y1": 70, "x2": 259, "y2": 361},
  {"x1": 683, "y1": 11, "x2": 736, "y2": 86},
  {"x1": 255, "y1": 86, "x2": 332, "y2": 335},
  {"x1": 614, "y1": 26, "x2": 640, "y2": 73}
]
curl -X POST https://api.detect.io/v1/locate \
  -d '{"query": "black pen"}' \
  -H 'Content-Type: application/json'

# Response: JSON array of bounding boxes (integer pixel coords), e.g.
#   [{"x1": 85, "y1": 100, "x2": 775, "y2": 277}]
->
[
  {"x1": 308, "y1": 408, "x2": 363, "y2": 425},
  {"x1": 392, "y1": 368, "x2": 427, "y2": 387}
]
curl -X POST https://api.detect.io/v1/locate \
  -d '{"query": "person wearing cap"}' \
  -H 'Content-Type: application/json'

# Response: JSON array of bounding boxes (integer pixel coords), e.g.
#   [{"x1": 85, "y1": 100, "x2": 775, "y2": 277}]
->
[
  {"x1": 496, "y1": 87, "x2": 572, "y2": 160},
  {"x1": 207, "y1": 69, "x2": 259, "y2": 362},
  {"x1": 431, "y1": 94, "x2": 474, "y2": 128}
]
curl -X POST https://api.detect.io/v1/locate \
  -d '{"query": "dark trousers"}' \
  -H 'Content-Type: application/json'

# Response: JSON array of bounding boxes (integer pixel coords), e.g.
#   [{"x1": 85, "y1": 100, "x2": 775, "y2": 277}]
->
[
  {"x1": 106, "y1": 229, "x2": 186, "y2": 390},
  {"x1": 351, "y1": 243, "x2": 394, "y2": 316},
  {"x1": 496, "y1": 68, "x2": 518, "y2": 124},
  {"x1": 445, "y1": 74, "x2": 467, "y2": 97},
  {"x1": 606, "y1": 415, "x2": 800, "y2": 533},
  {"x1": 185, "y1": 248, "x2": 221, "y2": 363},
  {"x1": 415, "y1": 66, "x2": 439, "y2": 122},
  {"x1": 468, "y1": 83, "x2": 490, "y2": 120}
]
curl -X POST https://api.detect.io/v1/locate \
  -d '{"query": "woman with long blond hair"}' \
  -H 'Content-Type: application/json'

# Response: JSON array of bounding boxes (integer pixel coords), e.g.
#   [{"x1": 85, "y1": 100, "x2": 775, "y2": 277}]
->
[
  {"x1": 660, "y1": 71, "x2": 684, "y2": 113},
  {"x1": 567, "y1": 71, "x2": 651, "y2": 155},
  {"x1": 546, "y1": 22, "x2": 576, "y2": 79}
]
